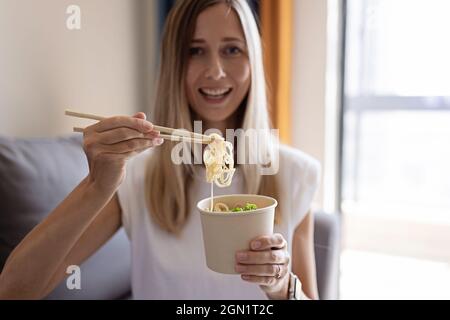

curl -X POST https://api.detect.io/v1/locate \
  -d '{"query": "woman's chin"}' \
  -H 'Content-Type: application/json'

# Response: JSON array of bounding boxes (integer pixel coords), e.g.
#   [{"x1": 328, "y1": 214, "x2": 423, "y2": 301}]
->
[{"x1": 195, "y1": 108, "x2": 238, "y2": 123}]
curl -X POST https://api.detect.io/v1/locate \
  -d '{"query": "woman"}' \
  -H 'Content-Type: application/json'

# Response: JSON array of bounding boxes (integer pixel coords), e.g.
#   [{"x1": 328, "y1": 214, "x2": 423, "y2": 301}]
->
[{"x1": 0, "y1": 0, "x2": 320, "y2": 300}]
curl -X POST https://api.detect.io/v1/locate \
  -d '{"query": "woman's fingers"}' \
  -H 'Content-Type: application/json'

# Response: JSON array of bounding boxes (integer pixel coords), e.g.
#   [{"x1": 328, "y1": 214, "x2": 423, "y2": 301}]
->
[
  {"x1": 87, "y1": 115, "x2": 154, "y2": 133},
  {"x1": 97, "y1": 137, "x2": 163, "y2": 154},
  {"x1": 113, "y1": 145, "x2": 157, "y2": 160},
  {"x1": 80, "y1": 112, "x2": 162, "y2": 195},
  {"x1": 235, "y1": 263, "x2": 288, "y2": 278},
  {"x1": 240, "y1": 275, "x2": 279, "y2": 287},
  {"x1": 95, "y1": 127, "x2": 160, "y2": 145},
  {"x1": 250, "y1": 233, "x2": 287, "y2": 251},
  {"x1": 235, "y1": 249, "x2": 289, "y2": 265},
  {"x1": 82, "y1": 112, "x2": 163, "y2": 156},
  {"x1": 133, "y1": 112, "x2": 147, "y2": 120},
  {"x1": 235, "y1": 232, "x2": 289, "y2": 286}
]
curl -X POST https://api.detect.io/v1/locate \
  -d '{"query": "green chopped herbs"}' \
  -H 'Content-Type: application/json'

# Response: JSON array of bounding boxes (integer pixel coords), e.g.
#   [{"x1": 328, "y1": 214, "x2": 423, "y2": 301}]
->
[
  {"x1": 231, "y1": 203, "x2": 258, "y2": 212},
  {"x1": 244, "y1": 203, "x2": 257, "y2": 211}
]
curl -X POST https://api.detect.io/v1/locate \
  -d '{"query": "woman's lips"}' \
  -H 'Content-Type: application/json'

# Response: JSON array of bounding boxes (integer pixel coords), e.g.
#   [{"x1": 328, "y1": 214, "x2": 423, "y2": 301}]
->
[{"x1": 198, "y1": 88, "x2": 233, "y2": 104}]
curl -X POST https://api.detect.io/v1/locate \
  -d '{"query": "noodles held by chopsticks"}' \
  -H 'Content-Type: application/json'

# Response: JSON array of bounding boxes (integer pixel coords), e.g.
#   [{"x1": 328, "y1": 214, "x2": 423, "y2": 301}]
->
[
  {"x1": 203, "y1": 133, "x2": 235, "y2": 187},
  {"x1": 203, "y1": 133, "x2": 235, "y2": 211},
  {"x1": 201, "y1": 136, "x2": 259, "y2": 213}
]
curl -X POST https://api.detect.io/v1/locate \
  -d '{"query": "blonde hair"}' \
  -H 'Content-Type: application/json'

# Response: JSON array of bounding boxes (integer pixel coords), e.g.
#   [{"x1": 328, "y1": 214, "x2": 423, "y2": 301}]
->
[{"x1": 146, "y1": 0, "x2": 280, "y2": 235}]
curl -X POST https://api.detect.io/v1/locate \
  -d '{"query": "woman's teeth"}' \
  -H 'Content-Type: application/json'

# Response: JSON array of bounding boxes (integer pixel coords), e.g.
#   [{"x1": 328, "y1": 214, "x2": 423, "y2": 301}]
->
[{"x1": 199, "y1": 88, "x2": 232, "y2": 99}]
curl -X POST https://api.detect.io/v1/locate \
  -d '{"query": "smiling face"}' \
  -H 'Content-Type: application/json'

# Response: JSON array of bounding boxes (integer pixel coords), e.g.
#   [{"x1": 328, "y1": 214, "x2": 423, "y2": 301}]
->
[{"x1": 185, "y1": 3, "x2": 251, "y2": 126}]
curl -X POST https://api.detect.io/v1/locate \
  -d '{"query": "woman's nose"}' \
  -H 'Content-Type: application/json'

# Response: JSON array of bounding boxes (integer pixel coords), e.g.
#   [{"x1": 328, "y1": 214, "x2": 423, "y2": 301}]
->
[{"x1": 205, "y1": 57, "x2": 226, "y2": 80}]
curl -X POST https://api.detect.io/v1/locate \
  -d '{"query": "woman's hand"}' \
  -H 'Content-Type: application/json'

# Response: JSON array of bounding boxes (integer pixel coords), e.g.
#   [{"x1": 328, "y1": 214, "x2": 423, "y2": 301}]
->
[
  {"x1": 235, "y1": 233, "x2": 291, "y2": 299},
  {"x1": 83, "y1": 112, "x2": 163, "y2": 195}
]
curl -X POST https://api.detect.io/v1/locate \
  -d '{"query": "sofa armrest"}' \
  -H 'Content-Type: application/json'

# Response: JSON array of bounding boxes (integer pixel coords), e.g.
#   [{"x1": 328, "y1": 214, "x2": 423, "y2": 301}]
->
[{"x1": 314, "y1": 211, "x2": 341, "y2": 300}]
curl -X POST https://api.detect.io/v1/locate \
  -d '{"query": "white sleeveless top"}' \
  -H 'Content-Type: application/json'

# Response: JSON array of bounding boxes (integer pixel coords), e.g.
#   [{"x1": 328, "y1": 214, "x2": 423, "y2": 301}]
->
[{"x1": 117, "y1": 144, "x2": 320, "y2": 299}]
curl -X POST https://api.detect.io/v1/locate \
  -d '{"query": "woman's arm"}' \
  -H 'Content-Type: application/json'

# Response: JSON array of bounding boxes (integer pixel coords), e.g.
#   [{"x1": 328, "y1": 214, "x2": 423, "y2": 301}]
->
[
  {"x1": 40, "y1": 193, "x2": 122, "y2": 298},
  {"x1": 0, "y1": 113, "x2": 160, "y2": 299},
  {"x1": 0, "y1": 178, "x2": 120, "y2": 299},
  {"x1": 291, "y1": 210, "x2": 319, "y2": 300}
]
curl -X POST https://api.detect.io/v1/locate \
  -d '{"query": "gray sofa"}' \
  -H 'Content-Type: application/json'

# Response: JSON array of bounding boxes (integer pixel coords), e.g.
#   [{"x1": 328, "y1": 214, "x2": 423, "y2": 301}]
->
[{"x1": 0, "y1": 135, "x2": 340, "y2": 300}]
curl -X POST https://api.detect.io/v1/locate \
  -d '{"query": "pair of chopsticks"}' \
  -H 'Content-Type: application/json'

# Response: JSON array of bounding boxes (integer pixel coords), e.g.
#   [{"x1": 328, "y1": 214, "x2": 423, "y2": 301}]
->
[{"x1": 65, "y1": 109, "x2": 212, "y2": 144}]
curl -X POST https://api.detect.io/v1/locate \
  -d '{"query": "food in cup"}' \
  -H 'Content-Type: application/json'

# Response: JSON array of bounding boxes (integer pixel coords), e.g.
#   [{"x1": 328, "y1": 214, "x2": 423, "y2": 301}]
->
[
  {"x1": 206, "y1": 202, "x2": 259, "y2": 212},
  {"x1": 197, "y1": 194, "x2": 277, "y2": 274}
]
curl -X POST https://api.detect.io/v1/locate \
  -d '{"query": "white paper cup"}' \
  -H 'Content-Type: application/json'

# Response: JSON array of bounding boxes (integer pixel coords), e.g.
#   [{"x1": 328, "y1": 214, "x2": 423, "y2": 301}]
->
[{"x1": 197, "y1": 194, "x2": 278, "y2": 274}]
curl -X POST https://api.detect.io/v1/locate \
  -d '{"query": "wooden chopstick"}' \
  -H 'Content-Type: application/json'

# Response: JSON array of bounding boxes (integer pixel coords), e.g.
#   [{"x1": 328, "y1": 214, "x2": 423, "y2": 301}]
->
[
  {"x1": 66, "y1": 110, "x2": 104, "y2": 121},
  {"x1": 158, "y1": 134, "x2": 208, "y2": 144},
  {"x1": 66, "y1": 109, "x2": 212, "y2": 144},
  {"x1": 72, "y1": 127, "x2": 209, "y2": 144},
  {"x1": 65, "y1": 109, "x2": 211, "y2": 141}
]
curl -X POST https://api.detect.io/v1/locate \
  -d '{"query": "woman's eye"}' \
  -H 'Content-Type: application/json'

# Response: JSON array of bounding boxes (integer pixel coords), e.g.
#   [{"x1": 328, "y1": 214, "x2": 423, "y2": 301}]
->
[
  {"x1": 224, "y1": 46, "x2": 242, "y2": 56},
  {"x1": 189, "y1": 47, "x2": 204, "y2": 56}
]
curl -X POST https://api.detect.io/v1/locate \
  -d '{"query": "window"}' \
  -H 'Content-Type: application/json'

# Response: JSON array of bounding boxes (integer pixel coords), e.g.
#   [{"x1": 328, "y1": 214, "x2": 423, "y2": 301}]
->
[
  {"x1": 342, "y1": 0, "x2": 450, "y2": 224},
  {"x1": 340, "y1": 0, "x2": 450, "y2": 299}
]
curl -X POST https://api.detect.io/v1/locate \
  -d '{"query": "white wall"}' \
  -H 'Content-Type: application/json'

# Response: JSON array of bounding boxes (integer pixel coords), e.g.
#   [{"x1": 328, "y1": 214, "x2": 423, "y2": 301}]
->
[
  {"x1": 291, "y1": 0, "x2": 342, "y2": 212},
  {"x1": 0, "y1": 0, "x2": 157, "y2": 137}
]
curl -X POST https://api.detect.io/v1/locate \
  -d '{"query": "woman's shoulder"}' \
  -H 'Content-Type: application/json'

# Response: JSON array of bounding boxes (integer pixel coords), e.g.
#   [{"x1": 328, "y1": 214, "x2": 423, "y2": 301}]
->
[
  {"x1": 277, "y1": 143, "x2": 321, "y2": 178},
  {"x1": 276, "y1": 144, "x2": 321, "y2": 226},
  {"x1": 275, "y1": 144, "x2": 321, "y2": 192}
]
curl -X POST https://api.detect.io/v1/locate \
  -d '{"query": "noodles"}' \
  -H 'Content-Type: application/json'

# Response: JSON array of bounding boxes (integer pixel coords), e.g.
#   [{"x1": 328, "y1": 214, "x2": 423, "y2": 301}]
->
[
  {"x1": 203, "y1": 133, "x2": 235, "y2": 187},
  {"x1": 202, "y1": 134, "x2": 259, "y2": 213},
  {"x1": 203, "y1": 133, "x2": 235, "y2": 211},
  {"x1": 213, "y1": 202, "x2": 230, "y2": 212}
]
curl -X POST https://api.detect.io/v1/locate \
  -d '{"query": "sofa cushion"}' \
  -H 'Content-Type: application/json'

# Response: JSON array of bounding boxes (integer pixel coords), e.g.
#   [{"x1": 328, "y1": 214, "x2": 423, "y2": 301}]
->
[
  {"x1": 0, "y1": 135, "x2": 131, "y2": 299},
  {"x1": 0, "y1": 135, "x2": 88, "y2": 268}
]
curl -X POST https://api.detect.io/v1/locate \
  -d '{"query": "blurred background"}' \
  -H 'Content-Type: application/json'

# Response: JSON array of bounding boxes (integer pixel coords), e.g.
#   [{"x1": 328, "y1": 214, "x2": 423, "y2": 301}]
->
[{"x1": 0, "y1": 0, "x2": 449, "y2": 299}]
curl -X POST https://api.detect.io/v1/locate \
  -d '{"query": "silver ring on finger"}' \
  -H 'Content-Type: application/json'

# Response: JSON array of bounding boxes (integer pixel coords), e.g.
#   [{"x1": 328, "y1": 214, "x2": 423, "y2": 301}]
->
[{"x1": 274, "y1": 264, "x2": 282, "y2": 279}]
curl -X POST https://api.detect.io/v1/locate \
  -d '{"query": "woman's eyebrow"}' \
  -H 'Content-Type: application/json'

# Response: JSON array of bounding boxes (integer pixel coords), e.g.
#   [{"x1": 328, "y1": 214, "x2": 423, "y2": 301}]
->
[
  {"x1": 190, "y1": 37, "x2": 245, "y2": 44},
  {"x1": 222, "y1": 37, "x2": 245, "y2": 43}
]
